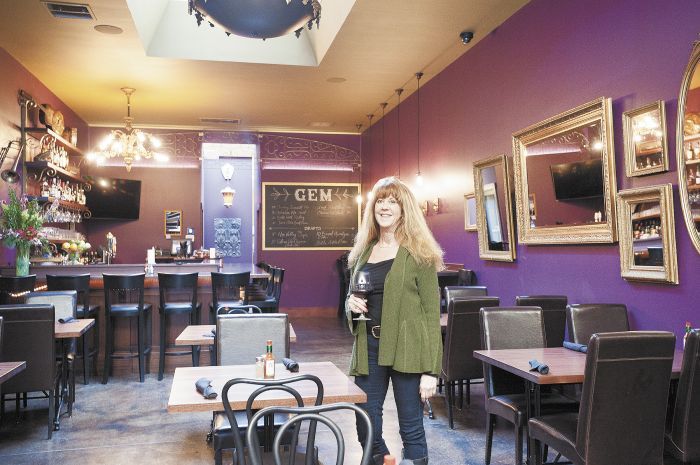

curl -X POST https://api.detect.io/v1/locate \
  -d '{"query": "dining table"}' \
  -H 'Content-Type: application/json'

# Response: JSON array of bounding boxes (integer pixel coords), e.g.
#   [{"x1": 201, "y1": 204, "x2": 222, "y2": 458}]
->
[
  {"x1": 0, "y1": 361, "x2": 26, "y2": 385},
  {"x1": 167, "y1": 361, "x2": 366, "y2": 413},
  {"x1": 53, "y1": 318, "x2": 95, "y2": 430},
  {"x1": 473, "y1": 346, "x2": 684, "y2": 464}
]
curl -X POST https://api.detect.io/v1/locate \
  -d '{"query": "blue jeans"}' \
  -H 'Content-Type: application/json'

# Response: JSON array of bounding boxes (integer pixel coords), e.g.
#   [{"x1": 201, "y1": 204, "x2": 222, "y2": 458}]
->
[{"x1": 355, "y1": 336, "x2": 428, "y2": 460}]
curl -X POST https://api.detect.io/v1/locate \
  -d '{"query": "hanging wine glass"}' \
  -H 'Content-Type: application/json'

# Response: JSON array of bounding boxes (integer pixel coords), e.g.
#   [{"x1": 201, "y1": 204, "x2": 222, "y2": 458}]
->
[{"x1": 351, "y1": 270, "x2": 373, "y2": 321}]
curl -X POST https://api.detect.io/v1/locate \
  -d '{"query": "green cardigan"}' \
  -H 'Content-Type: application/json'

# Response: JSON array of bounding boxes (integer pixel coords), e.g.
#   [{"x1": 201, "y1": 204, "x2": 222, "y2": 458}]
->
[{"x1": 346, "y1": 245, "x2": 442, "y2": 376}]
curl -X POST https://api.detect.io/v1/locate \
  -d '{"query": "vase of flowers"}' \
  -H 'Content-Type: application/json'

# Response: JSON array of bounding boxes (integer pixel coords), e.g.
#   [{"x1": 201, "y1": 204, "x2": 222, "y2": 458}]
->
[{"x1": 0, "y1": 189, "x2": 47, "y2": 276}]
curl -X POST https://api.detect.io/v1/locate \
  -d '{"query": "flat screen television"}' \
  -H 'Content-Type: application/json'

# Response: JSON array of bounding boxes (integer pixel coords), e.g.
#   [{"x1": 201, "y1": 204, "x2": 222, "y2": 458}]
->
[
  {"x1": 549, "y1": 158, "x2": 604, "y2": 200},
  {"x1": 84, "y1": 176, "x2": 141, "y2": 220}
]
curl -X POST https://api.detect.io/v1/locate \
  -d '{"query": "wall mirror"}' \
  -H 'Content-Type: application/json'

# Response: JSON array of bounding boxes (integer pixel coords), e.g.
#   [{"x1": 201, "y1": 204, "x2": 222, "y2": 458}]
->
[
  {"x1": 473, "y1": 154, "x2": 516, "y2": 261},
  {"x1": 677, "y1": 39, "x2": 700, "y2": 255},
  {"x1": 623, "y1": 100, "x2": 668, "y2": 177},
  {"x1": 616, "y1": 184, "x2": 677, "y2": 284},
  {"x1": 164, "y1": 210, "x2": 182, "y2": 237},
  {"x1": 513, "y1": 97, "x2": 618, "y2": 244},
  {"x1": 464, "y1": 193, "x2": 477, "y2": 231}
]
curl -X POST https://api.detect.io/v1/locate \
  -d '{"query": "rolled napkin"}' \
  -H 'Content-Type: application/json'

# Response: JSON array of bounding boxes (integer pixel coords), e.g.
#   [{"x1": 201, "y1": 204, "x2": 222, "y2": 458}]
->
[
  {"x1": 528, "y1": 359, "x2": 549, "y2": 374},
  {"x1": 58, "y1": 316, "x2": 77, "y2": 324},
  {"x1": 563, "y1": 341, "x2": 588, "y2": 353},
  {"x1": 195, "y1": 377, "x2": 218, "y2": 399},
  {"x1": 211, "y1": 328, "x2": 216, "y2": 336},
  {"x1": 282, "y1": 358, "x2": 299, "y2": 373}
]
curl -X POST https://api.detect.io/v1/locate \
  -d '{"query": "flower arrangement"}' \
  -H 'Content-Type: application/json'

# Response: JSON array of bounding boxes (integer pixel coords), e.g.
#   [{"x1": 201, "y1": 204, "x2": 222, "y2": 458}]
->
[
  {"x1": 61, "y1": 239, "x2": 91, "y2": 264},
  {"x1": 0, "y1": 189, "x2": 47, "y2": 275}
]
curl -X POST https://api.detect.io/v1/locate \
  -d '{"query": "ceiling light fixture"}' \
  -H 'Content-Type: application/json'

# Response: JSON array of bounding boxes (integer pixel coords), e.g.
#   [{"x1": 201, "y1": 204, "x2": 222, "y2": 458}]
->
[
  {"x1": 395, "y1": 88, "x2": 403, "y2": 178},
  {"x1": 188, "y1": 0, "x2": 321, "y2": 40},
  {"x1": 92, "y1": 88, "x2": 167, "y2": 172},
  {"x1": 415, "y1": 71, "x2": 424, "y2": 186}
]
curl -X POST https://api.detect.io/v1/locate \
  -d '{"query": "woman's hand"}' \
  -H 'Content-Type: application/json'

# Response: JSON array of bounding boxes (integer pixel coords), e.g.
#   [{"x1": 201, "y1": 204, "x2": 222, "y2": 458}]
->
[
  {"x1": 347, "y1": 293, "x2": 368, "y2": 315},
  {"x1": 419, "y1": 375, "x2": 437, "y2": 401}
]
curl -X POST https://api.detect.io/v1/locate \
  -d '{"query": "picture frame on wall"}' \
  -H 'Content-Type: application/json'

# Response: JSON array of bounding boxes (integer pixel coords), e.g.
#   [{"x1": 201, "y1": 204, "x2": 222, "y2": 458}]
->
[
  {"x1": 164, "y1": 210, "x2": 182, "y2": 237},
  {"x1": 622, "y1": 100, "x2": 669, "y2": 177},
  {"x1": 464, "y1": 193, "x2": 477, "y2": 231}
]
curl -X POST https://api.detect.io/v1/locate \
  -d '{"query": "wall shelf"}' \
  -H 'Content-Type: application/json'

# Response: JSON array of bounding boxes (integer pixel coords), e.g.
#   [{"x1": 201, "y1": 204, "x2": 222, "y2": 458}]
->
[
  {"x1": 23, "y1": 126, "x2": 84, "y2": 157},
  {"x1": 24, "y1": 160, "x2": 87, "y2": 185}
]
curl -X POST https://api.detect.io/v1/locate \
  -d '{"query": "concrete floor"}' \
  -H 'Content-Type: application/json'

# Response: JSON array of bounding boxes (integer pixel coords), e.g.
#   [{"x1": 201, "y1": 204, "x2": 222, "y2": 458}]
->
[{"x1": 0, "y1": 317, "x2": 683, "y2": 465}]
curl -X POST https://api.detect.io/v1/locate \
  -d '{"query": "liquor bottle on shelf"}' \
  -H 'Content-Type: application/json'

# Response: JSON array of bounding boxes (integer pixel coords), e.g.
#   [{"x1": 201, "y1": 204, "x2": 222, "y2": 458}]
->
[
  {"x1": 41, "y1": 179, "x2": 50, "y2": 198},
  {"x1": 263, "y1": 339, "x2": 275, "y2": 379}
]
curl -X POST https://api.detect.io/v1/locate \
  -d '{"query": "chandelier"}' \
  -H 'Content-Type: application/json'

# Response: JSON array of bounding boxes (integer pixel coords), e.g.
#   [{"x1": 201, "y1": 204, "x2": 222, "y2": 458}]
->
[
  {"x1": 94, "y1": 88, "x2": 166, "y2": 172},
  {"x1": 188, "y1": 0, "x2": 321, "y2": 40}
]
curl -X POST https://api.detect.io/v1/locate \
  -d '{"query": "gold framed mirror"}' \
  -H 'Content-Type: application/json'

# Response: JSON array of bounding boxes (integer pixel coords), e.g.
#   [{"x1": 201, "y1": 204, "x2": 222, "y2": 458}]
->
[
  {"x1": 164, "y1": 210, "x2": 182, "y2": 237},
  {"x1": 513, "y1": 97, "x2": 618, "y2": 244},
  {"x1": 473, "y1": 154, "x2": 516, "y2": 261},
  {"x1": 464, "y1": 193, "x2": 477, "y2": 231},
  {"x1": 616, "y1": 184, "x2": 677, "y2": 284},
  {"x1": 623, "y1": 100, "x2": 668, "y2": 177},
  {"x1": 677, "y1": 39, "x2": 700, "y2": 255}
]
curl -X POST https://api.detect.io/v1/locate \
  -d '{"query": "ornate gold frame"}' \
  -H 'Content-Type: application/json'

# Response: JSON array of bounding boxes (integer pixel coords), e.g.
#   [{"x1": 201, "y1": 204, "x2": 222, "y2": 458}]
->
[
  {"x1": 676, "y1": 39, "x2": 700, "y2": 255},
  {"x1": 473, "y1": 154, "x2": 516, "y2": 262},
  {"x1": 512, "y1": 97, "x2": 618, "y2": 244},
  {"x1": 464, "y1": 193, "x2": 477, "y2": 231},
  {"x1": 623, "y1": 100, "x2": 668, "y2": 177},
  {"x1": 616, "y1": 184, "x2": 678, "y2": 284}
]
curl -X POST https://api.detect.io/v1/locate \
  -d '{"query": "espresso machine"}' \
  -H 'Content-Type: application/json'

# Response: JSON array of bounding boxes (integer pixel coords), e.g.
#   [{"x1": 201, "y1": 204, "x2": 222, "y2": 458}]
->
[{"x1": 172, "y1": 227, "x2": 195, "y2": 257}]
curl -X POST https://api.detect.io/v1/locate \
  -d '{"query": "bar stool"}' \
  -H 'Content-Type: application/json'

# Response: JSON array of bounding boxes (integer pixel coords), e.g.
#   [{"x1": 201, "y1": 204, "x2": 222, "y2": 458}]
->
[
  {"x1": 47, "y1": 274, "x2": 100, "y2": 384},
  {"x1": 0, "y1": 275, "x2": 37, "y2": 304},
  {"x1": 102, "y1": 273, "x2": 152, "y2": 383},
  {"x1": 158, "y1": 272, "x2": 200, "y2": 380}
]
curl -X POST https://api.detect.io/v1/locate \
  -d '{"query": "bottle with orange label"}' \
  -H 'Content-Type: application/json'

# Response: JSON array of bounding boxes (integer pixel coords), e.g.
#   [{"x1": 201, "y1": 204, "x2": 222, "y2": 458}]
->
[{"x1": 264, "y1": 339, "x2": 275, "y2": 379}]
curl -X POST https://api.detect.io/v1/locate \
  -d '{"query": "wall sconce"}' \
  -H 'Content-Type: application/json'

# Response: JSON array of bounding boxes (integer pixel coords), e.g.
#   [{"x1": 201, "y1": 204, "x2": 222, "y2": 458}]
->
[
  {"x1": 431, "y1": 197, "x2": 441, "y2": 214},
  {"x1": 221, "y1": 163, "x2": 234, "y2": 180},
  {"x1": 221, "y1": 185, "x2": 236, "y2": 207}
]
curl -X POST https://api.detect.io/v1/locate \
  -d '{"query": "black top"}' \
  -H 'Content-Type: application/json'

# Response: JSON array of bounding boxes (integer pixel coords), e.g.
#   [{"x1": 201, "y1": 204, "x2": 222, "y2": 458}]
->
[{"x1": 360, "y1": 259, "x2": 394, "y2": 325}]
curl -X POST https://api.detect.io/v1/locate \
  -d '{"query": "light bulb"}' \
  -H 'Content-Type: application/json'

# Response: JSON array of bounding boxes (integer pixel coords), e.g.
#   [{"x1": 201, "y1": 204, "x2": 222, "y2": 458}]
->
[
  {"x1": 151, "y1": 137, "x2": 162, "y2": 148},
  {"x1": 355, "y1": 194, "x2": 363, "y2": 204},
  {"x1": 416, "y1": 172, "x2": 424, "y2": 186},
  {"x1": 136, "y1": 131, "x2": 146, "y2": 143}
]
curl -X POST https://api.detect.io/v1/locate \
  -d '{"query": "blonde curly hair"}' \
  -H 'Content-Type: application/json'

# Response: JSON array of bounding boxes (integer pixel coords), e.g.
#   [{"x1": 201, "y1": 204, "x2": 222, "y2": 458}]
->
[{"x1": 348, "y1": 176, "x2": 444, "y2": 271}]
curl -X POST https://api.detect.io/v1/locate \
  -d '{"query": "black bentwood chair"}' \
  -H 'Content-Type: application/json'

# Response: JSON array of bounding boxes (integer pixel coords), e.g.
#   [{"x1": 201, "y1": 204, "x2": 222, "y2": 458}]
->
[
  {"x1": 157, "y1": 272, "x2": 201, "y2": 380},
  {"x1": 480, "y1": 307, "x2": 578, "y2": 465},
  {"x1": 515, "y1": 295, "x2": 568, "y2": 348},
  {"x1": 219, "y1": 375, "x2": 324, "y2": 465},
  {"x1": 664, "y1": 328, "x2": 700, "y2": 464},
  {"x1": 247, "y1": 403, "x2": 374, "y2": 465},
  {"x1": 102, "y1": 274, "x2": 152, "y2": 383},
  {"x1": 528, "y1": 331, "x2": 675, "y2": 465},
  {"x1": 441, "y1": 296, "x2": 499, "y2": 429},
  {"x1": 47, "y1": 274, "x2": 100, "y2": 384}
]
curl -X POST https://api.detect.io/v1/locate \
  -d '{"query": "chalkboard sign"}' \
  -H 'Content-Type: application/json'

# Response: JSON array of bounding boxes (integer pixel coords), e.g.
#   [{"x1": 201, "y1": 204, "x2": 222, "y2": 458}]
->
[{"x1": 263, "y1": 182, "x2": 361, "y2": 250}]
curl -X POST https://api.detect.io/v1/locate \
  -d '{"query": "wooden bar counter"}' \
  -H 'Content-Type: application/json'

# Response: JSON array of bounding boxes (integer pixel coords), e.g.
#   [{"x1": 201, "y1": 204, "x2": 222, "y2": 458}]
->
[{"x1": 0, "y1": 262, "x2": 270, "y2": 378}]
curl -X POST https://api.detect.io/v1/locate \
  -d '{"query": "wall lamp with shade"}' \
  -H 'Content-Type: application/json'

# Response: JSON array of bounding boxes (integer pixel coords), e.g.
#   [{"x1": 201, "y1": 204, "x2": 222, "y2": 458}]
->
[
  {"x1": 0, "y1": 140, "x2": 24, "y2": 184},
  {"x1": 220, "y1": 162, "x2": 236, "y2": 207}
]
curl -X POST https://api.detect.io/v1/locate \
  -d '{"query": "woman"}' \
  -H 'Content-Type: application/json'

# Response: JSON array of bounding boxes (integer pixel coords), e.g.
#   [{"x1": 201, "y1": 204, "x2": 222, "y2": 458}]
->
[{"x1": 346, "y1": 176, "x2": 443, "y2": 465}]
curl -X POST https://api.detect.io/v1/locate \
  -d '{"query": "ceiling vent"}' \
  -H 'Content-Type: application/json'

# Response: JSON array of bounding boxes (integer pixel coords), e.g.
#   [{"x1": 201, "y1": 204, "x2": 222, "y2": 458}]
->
[
  {"x1": 43, "y1": 2, "x2": 95, "y2": 20},
  {"x1": 200, "y1": 117, "x2": 241, "y2": 125}
]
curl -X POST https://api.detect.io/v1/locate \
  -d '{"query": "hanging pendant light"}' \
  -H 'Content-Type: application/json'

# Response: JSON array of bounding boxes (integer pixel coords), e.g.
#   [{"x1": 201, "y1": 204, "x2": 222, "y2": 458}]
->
[
  {"x1": 395, "y1": 88, "x2": 403, "y2": 179},
  {"x1": 415, "y1": 72, "x2": 424, "y2": 186}
]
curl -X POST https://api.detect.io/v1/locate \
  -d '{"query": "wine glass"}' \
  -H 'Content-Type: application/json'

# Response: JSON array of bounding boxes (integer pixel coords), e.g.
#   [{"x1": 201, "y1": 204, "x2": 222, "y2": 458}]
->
[{"x1": 351, "y1": 270, "x2": 373, "y2": 321}]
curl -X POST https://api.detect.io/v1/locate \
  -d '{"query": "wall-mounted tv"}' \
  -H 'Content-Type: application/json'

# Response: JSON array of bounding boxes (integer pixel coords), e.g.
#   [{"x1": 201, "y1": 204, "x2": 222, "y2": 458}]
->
[
  {"x1": 549, "y1": 158, "x2": 604, "y2": 200},
  {"x1": 84, "y1": 176, "x2": 141, "y2": 220}
]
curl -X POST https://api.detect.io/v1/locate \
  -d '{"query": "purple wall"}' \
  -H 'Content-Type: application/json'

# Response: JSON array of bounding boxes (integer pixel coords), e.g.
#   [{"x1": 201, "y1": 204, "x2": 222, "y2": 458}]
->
[
  {"x1": 361, "y1": 0, "x2": 700, "y2": 343},
  {"x1": 0, "y1": 48, "x2": 89, "y2": 265},
  {"x1": 258, "y1": 133, "x2": 361, "y2": 311}
]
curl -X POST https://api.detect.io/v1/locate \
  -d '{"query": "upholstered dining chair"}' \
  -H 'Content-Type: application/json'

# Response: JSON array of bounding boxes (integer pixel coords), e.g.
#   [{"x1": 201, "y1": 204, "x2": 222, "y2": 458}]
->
[
  {"x1": 0, "y1": 304, "x2": 57, "y2": 439},
  {"x1": 456, "y1": 268, "x2": 476, "y2": 286},
  {"x1": 219, "y1": 375, "x2": 324, "y2": 465},
  {"x1": 442, "y1": 285, "x2": 488, "y2": 314},
  {"x1": 480, "y1": 307, "x2": 578, "y2": 465},
  {"x1": 528, "y1": 331, "x2": 675, "y2": 465},
  {"x1": 247, "y1": 403, "x2": 374, "y2": 465},
  {"x1": 566, "y1": 303, "x2": 629, "y2": 344},
  {"x1": 516, "y1": 295, "x2": 568, "y2": 348},
  {"x1": 441, "y1": 296, "x2": 499, "y2": 429},
  {"x1": 665, "y1": 328, "x2": 700, "y2": 464}
]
